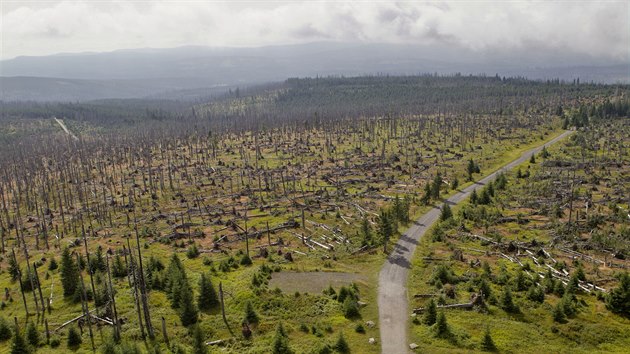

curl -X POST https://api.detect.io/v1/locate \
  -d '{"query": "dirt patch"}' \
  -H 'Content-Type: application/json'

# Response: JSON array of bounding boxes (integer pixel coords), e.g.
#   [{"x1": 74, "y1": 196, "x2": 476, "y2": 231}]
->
[{"x1": 269, "y1": 271, "x2": 367, "y2": 294}]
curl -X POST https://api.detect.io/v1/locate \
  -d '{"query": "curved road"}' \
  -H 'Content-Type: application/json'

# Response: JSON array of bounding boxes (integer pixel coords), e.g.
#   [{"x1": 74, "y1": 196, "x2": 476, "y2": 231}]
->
[{"x1": 378, "y1": 130, "x2": 575, "y2": 353}]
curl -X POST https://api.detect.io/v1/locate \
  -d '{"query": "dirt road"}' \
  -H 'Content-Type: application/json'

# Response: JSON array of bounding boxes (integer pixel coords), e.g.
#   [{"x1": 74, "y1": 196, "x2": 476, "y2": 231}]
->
[
  {"x1": 54, "y1": 116, "x2": 79, "y2": 140},
  {"x1": 377, "y1": 130, "x2": 575, "y2": 353}
]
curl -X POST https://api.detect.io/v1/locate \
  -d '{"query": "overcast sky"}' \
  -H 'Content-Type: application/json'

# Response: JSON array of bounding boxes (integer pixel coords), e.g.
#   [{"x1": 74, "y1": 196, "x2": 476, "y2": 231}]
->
[{"x1": 1, "y1": 1, "x2": 628, "y2": 62}]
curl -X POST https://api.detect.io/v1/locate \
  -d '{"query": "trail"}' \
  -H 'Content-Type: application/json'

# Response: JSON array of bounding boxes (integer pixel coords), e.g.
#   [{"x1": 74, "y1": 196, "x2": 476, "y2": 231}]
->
[
  {"x1": 377, "y1": 130, "x2": 575, "y2": 353},
  {"x1": 53, "y1": 116, "x2": 79, "y2": 140}
]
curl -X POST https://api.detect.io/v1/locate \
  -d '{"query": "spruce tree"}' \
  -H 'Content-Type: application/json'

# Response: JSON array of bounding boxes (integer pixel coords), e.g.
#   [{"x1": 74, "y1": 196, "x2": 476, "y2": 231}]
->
[
  {"x1": 271, "y1": 323, "x2": 293, "y2": 354},
  {"x1": 90, "y1": 246, "x2": 106, "y2": 274},
  {"x1": 501, "y1": 287, "x2": 518, "y2": 313},
  {"x1": 553, "y1": 303, "x2": 566, "y2": 323},
  {"x1": 423, "y1": 298, "x2": 437, "y2": 325},
  {"x1": 166, "y1": 254, "x2": 189, "y2": 309},
  {"x1": 243, "y1": 301, "x2": 259, "y2": 325},
  {"x1": 448, "y1": 176, "x2": 458, "y2": 191},
  {"x1": 431, "y1": 172, "x2": 443, "y2": 199},
  {"x1": 439, "y1": 204, "x2": 453, "y2": 221},
  {"x1": 8, "y1": 255, "x2": 20, "y2": 281},
  {"x1": 179, "y1": 283, "x2": 198, "y2": 326},
  {"x1": 26, "y1": 322, "x2": 39, "y2": 347},
  {"x1": 377, "y1": 209, "x2": 393, "y2": 252},
  {"x1": 434, "y1": 311, "x2": 450, "y2": 338},
  {"x1": 67, "y1": 326, "x2": 82, "y2": 348},
  {"x1": 191, "y1": 325, "x2": 208, "y2": 354},
  {"x1": 360, "y1": 217, "x2": 372, "y2": 246},
  {"x1": 112, "y1": 254, "x2": 127, "y2": 278},
  {"x1": 513, "y1": 268, "x2": 527, "y2": 291},
  {"x1": 342, "y1": 297, "x2": 360, "y2": 319},
  {"x1": 606, "y1": 272, "x2": 630, "y2": 316},
  {"x1": 480, "y1": 327, "x2": 497, "y2": 351},
  {"x1": 470, "y1": 189, "x2": 478, "y2": 205},
  {"x1": 197, "y1": 273, "x2": 219, "y2": 311},
  {"x1": 0, "y1": 317, "x2": 12, "y2": 341},
  {"x1": 10, "y1": 327, "x2": 29, "y2": 354},
  {"x1": 48, "y1": 257, "x2": 58, "y2": 271},
  {"x1": 333, "y1": 332, "x2": 350, "y2": 353},
  {"x1": 60, "y1": 248, "x2": 79, "y2": 297},
  {"x1": 421, "y1": 183, "x2": 432, "y2": 205},
  {"x1": 479, "y1": 279, "x2": 492, "y2": 298}
]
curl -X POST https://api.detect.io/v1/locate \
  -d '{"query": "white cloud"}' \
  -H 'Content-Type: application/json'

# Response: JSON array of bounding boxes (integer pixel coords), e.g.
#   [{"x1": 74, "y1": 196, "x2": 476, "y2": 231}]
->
[{"x1": 1, "y1": 0, "x2": 628, "y2": 62}]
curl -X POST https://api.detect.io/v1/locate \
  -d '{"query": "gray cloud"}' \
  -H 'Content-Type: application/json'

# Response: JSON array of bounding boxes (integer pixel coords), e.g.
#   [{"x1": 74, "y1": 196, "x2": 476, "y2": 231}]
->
[{"x1": 1, "y1": 1, "x2": 628, "y2": 63}]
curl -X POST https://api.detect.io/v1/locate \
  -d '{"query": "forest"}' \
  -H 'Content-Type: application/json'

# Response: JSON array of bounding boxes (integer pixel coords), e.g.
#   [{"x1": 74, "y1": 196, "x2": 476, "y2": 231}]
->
[{"x1": 0, "y1": 75, "x2": 628, "y2": 353}]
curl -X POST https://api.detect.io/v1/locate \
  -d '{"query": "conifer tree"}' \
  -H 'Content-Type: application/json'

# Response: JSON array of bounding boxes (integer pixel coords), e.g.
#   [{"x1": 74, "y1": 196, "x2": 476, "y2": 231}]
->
[
  {"x1": 431, "y1": 172, "x2": 443, "y2": 199},
  {"x1": 0, "y1": 317, "x2": 12, "y2": 341},
  {"x1": 333, "y1": 332, "x2": 350, "y2": 353},
  {"x1": 423, "y1": 298, "x2": 437, "y2": 325},
  {"x1": 553, "y1": 303, "x2": 566, "y2": 323},
  {"x1": 421, "y1": 183, "x2": 432, "y2": 205},
  {"x1": 67, "y1": 326, "x2": 82, "y2": 348},
  {"x1": 480, "y1": 327, "x2": 497, "y2": 351},
  {"x1": 179, "y1": 283, "x2": 198, "y2": 326},
  {"x1": 479, "y1": 278, "x2": 492, "y2": 298},
  {"x1": 434, "y1": 312, "x2": 450, "y2": 338},
  {"x1": 112, "y1": 254, "x2": 127, "y2": 278},
  {"x1": 439, "y1": 204, "x2": 453, "y2": 221},
  {"x1": 166, "y1": 254, "x2": 189, "y2": 309},
  {"x1": 10, "y1": 327, "x2": 29, "y2": 354},
  {"x1": 90, "y1": 246, "x2": 106, "y2": 274},
  {"x1": 243, "y1": 301, "x2": 259, "y2": 325},
  {"x1": 342, "y1": 297, "x2": 360, "y2": 319},
  {"x1": 606, "y1": 272, "x2": 630, "y2": 317},
  {"x1": 501, "y1": 287, "x2": 518, "y2": 313},
  {"x1": 25, "y1": 322, "x2": 39, "y2": 348},
  {"x1": 191, "y1": 325, "x2": 208, "y2": 354},
  {"x1": 271, "y1": 323, "x2": 293, "y2": 354},
  {"x1": 197, "y1": 273, "x2": 219, "y2": 311},
  {"x1": 360, "y1": 217, "x2": 372, "y2": 246},
  {"x1": 8, "y1": 255, "x2": 20, "y2": 281},
  {"x1": 60, "y1": 248, "x2": 79, "y2": 297},
  {"x1": 377, "y1": 209, "x2": 394, "y2": 252},
  {"x1": 470, "y1": 189, "x2": 478, "y2": 205}
]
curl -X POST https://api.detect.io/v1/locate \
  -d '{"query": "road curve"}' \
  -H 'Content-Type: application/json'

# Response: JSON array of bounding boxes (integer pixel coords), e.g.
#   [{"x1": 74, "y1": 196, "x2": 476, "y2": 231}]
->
[{"x1": 377, "y1": 130, "x2": 575, "y2": 354}]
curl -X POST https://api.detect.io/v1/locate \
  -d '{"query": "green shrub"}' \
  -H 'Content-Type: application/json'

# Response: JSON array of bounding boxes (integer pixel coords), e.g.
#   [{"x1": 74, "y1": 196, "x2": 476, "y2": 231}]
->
[
  {"x1": 433, "y1": 312, "x2": 450, "y2": 338},
  {"x1": 480, "y1": 327, "x2": 497, "y2": 351},
  {"x1": 423, "y1": 299, "x2": 437, "y2": 326},
  {"x1": 26, "y1": 322, "x2": 39, "y2": 347},
  {"x1": 49, "y1": 336, "x2": 60, "y2": 348},
  {"x1": 186, "y1": 244, "x2": 200, "y2": 259},
  {"x1": 67, "y1": 326, "x2": 82, "y2": 348},
  {"x1": 342, "y1": 298, "x2": 360, "y2": 319},
  {"x1": 0, "y1": 317, "x2": 12, "y2": 341},
  {"x1": 606, "y1": 272, "x2": 630, "y2": 317},
  {"x1": 333, "y1": 332, "x2": 350, "y2": 353},
  {"x1": 243, "y1": 301, "x2": 259, "y2": 325}
]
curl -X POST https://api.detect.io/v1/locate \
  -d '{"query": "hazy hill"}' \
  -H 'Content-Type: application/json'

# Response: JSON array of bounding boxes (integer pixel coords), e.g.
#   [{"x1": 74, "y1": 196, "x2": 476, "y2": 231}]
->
[{"x1": 1, "y1": 42, "x2": 628, "y2": 101}]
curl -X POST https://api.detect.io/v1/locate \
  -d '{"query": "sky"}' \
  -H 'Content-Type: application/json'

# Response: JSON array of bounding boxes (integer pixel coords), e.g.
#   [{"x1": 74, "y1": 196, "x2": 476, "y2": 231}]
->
[{"x1": 1, "y1": 0, "x2": 629, "y2": 62}]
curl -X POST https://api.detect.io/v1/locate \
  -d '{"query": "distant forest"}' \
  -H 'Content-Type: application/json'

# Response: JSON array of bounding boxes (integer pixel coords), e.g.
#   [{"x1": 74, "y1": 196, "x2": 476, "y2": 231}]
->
[{"x1": 2, "y1": 75, "x2": 628, "y2": 125}]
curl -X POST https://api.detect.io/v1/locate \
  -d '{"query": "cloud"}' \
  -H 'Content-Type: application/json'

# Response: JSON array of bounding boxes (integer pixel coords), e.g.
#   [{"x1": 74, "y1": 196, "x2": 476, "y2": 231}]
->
[{"x1": 1, "y1": 0, "x2": 628, "y2": 63}]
